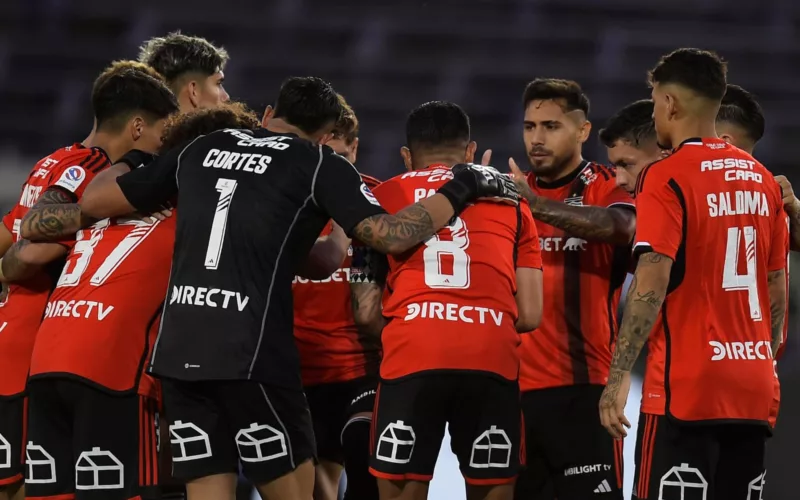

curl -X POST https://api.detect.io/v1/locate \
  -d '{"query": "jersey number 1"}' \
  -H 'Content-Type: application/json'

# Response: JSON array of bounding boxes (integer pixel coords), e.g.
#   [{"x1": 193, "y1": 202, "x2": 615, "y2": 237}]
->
[
  {"x1": 204, "y1": 178, "x2": 238, "y2": 270},
  {"x1": 722, "y1": 225, "x2": 761, "y2": 321},
  {"x1": 423, "y1": 217, "x2": 471, "y2": 289}
]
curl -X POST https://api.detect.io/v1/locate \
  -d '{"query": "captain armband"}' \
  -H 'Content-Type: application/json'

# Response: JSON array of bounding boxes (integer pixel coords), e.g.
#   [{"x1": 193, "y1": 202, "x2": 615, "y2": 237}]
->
[{"x1": 350, "y1": 245, "x2": 388, "y2": 285}]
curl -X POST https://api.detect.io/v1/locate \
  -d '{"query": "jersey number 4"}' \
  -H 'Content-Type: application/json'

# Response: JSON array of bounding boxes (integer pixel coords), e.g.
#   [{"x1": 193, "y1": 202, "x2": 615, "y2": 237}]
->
[
  {"x1": 722, "y1": 225, "x2": 761, "y2": 321},
  {"x1": 423, "y1": 217, "x2": 471, "y2": 289}
]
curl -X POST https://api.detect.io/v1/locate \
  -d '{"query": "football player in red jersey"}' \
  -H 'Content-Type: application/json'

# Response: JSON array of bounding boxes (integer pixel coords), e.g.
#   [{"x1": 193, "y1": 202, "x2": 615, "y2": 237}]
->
[
  {"x1": 0, "y1": 64, "x2": 177, "y2": 500},
  {"x1": 350, "y1": 101, "x2": 544, "y2": 500},
  {"x1": 599, "y1": 48, "x2": 787, "y2": 499},
  {"x1": 293, "y1": 96, "x2": 382, "y2": 500},
  {"x1": 599, "y1": 100, "x2": 666, "y2": 194},
  {"x1": 505, "y1": 79, "x2": 635, "y2": 500}
]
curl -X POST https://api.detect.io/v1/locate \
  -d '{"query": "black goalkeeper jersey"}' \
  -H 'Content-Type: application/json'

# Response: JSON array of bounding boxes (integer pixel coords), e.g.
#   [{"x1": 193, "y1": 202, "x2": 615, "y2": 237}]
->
[{"x1": 116, "y1": 128, "x2": 386, "y2": 390}]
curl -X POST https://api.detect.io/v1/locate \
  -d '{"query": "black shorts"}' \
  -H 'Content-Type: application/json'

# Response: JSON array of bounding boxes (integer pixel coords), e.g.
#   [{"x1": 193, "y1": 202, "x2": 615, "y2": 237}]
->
[
  {"x1": 25, "y1": 378, "x2": 159, "y2": 500},
  {"x1": 517, "y1": 384, "x2": 623, "y2": 500},
  {"x1": 305, "y1": 375, "x2": 377, "y2": 464},
  {"x1": 161, "y1": 378, "x2": 316, "y2": 485},
  {"x1": 633, "y1": 413, "x2": 767, "y2": 500},
  {"x1": 370, "y1": 372, "x2": 523, "y2": 485},
  {"x1": 0, "y1": 395, "x2": 26, "y2": 487}
]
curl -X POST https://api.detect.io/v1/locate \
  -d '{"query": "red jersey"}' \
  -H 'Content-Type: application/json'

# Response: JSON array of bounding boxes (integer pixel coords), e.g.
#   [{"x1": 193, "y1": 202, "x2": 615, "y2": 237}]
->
[
  {"x1": 293, "y1": 175, "x2": 382, "y2": 386},
  {"x1": 0, "y1": 144, "x2": 109, "y2": 396},
  {"x1": 372, "y1": 164, "x2": 542, "y2": 381},
  {"x1": 29, "y1": 214, "x2": 175, "y2": 398},
  {"x1": 635, "y1": 138, "x2": 787, "y2": 424},
  {"x1": 518, "y1": 161, "x2": 634, "y2": 392}
]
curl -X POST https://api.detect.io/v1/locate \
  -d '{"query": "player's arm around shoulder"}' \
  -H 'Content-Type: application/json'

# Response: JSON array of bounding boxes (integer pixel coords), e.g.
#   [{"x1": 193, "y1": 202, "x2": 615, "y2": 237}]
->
[
  {"x1": 514, "y1": 201, "x2": 543, "y2": 332},
  {"x1": 774, "y1": 174, "x2": 800, "y2": 251},
  {"x1": 349, "y1": 244, "x2": 389, "y2": 337},
  {"x1": 0, "y1": 239, "x2": 67, "y2": 283}
]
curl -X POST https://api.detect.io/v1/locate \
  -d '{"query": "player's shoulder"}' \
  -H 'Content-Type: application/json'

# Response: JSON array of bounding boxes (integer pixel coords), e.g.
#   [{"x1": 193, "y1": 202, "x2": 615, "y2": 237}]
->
[
  {"x1": 360, "y1": 173, "x2": 382, "y2": 189},
  {"x1": 38, "y1": 144, "x2": 107, "y2": 172}
]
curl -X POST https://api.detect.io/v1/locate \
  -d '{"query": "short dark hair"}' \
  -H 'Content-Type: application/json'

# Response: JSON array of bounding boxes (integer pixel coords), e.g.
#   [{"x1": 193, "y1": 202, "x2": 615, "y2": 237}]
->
[
  {"x1": 272, "y1": 76, "x2": 343, "y2": 135},
  {"x1": 522, "y1": 78, "x2": 590, "y2": 116},
  {"x1": 94, "y1": 60, "x2": 164, "y2": 86},
  {"x1": 332, "y1": 94, "x2": 359, "y2": 145},
  {"x1": 160, "y1": 101, "x2": 260, "y2": 151},
  {"x1": 406, "y1": 101, "x2": 470, "y2": 151},
  {"x1": 717, "y1": 84, "x2": 765, "y2": 143},
  {"x1": 138, "y1": 32, "x2": 228, "y2": 86},
  {"x1": 92, "y1": 66, "x2": 179, "y2": 132},
  {"x1": 599, "y1": 100, "x2": 656, "y2": 148},
  {"x1": 648, "y1": 48, "x2": 727, "y2": 100}
]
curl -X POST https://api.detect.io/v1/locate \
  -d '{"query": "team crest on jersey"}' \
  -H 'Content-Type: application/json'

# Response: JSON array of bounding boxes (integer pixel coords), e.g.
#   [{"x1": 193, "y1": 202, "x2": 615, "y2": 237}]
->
[
  {"x1": 54, "y1": 166, "x2": 86, "y2": 193},
  {"x1": 360, "y1": 183, "x2": 381, "y2": 206},
  {"x1": 578, "y1": 168, "x2": 598, "y2": 186}
]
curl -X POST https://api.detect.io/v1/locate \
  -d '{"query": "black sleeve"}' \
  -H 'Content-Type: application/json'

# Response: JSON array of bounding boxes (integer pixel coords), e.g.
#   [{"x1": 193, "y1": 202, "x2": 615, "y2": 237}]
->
[
  {"x1": 312, "y1": 153, "x2": 386, "y2": 236},
  {"x1": 116, "y1": 141, "x2": 188, "y2": 212}
]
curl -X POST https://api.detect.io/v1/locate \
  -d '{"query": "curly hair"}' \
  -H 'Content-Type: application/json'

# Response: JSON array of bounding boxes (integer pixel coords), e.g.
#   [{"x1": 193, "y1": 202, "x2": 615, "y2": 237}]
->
[
  {"x1": 332, "y1": 93, "x2": 359, "y2": 144},
  {"x1": 160, "y1": 101, "x2": 260, "y2": 152}
]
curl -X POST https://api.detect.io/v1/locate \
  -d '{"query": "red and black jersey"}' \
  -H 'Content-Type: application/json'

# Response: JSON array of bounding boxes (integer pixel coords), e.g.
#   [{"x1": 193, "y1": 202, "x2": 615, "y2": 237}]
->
[
  {"x1": 371, "y1": 164, "x2": 542, "y2": 381},
  {"x1": 634, "y1": 138, "x2": 787, "y2": 425},
  {"x1": 0, "y1": 144, "x2": 109, "y2": 397},
  {"x1": 518, "y1": 161, "x2": 634, "y2": 392},
  {"x1": 293, "y1": 174, "x2": 382, "y2": 386},
  {"x1": 30, "y1": 214, "x2": 175, "y2": 399}
]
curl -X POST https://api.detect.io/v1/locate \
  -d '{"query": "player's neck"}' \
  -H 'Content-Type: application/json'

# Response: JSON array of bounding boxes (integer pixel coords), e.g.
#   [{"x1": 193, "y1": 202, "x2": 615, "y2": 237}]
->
[
  {"x1": 670, "y1": 119, "x2": 718, "y2": 149},
  {"x1": 536, "y1": 152, "x2": 584, "y2": 184},
  {"x1": 86, "y1": 131, "x2": 134, "y2": 164},
  {"x1": 411, "y1": 152, "x2": 465, "y2": 171},
  {"x1": 264, "y1": 118, "x2": 313, "y2": 142},
  {"x1": 82, "y1": 120, "x2": 98, "y2": 146}
]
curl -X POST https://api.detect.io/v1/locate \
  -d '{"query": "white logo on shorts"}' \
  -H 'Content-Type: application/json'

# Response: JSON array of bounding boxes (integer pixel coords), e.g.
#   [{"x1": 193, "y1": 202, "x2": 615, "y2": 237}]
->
[
  {"x1": 25, "y1": 442, "x2": 56, "y2": 484},
  {"x1": 169, "y1": 421, "x2": 212, "y2": 462},
  {"x1": 659, "y1": 463, "x2": 707, "y2": 500},
  {"x1": 469, "y1": 425, "x2": 511, "y2": 469},
  {"x1": 747, "y1": 471, "x2": 766, "y2": 500},
  {"x1": 75, "y1": 447, "x2": 123, "y2": 490},
  {"x1": 0, "y1": 433, "x2": 10, "y2": 469},
  {"x1": 235, "y1": 423, "x2": 288, "y2": 462},
  {"x1": 376, "y1": 420, "x2": 415, "y2": 464}
]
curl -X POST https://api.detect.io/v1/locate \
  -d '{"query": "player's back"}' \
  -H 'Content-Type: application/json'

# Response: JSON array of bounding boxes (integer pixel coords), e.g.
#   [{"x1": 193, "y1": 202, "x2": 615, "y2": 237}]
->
[
  {"x1": 31, "y1": 214, "x2": 176, "y2": 398},
  {"x1": 0, "y1": 144, "x2": 109, "y2": 397},
  {"x1": 635, "y1": 138, "x2": 784, "y2": 423},
  {"x1": 151, "y1": 128, "x2": 358, "y2": 389},
  {"x1": 374, "y1": 165, "x2": 534, "y2": 381}
]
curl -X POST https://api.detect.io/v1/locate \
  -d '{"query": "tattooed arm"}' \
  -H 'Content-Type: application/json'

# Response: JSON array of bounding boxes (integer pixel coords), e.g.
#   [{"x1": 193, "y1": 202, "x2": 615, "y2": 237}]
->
[
  {"x1": 767, "y1": 268, "x2": 787, "y2": 357},
  {"x1": 0, "y1": 239, "x2": 67, "y2": 283},
  {"x1": 599, "y1": 251, "x2": 673, "y2": 438},
  {"x1": 349, "y1": 246, "x2": 389, "y2": 337},
  {"x1": 528, "y1": 198, "x2": 636, "y2": 245}
]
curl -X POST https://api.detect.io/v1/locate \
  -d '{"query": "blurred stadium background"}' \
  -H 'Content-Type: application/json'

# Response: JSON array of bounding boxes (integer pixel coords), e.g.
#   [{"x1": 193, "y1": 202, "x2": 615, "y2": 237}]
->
[{"x1": 1, "y1": 0, "x2": 798, "y2": 498}]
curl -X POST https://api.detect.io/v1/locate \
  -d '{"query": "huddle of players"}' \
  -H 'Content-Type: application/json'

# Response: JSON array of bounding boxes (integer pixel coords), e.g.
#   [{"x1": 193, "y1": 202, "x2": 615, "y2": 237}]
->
[{"x1": 0, "y1": 34, "x2": 792, "y2": 500}]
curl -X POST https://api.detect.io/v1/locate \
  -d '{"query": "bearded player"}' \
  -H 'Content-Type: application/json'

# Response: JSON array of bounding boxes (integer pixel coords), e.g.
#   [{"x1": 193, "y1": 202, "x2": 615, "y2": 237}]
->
[
  {"x1": 506, "y1": 79, "x2": 635, "y2": 499},
  {"x1": 351, "y1": 101, "x2": 543, "y2": 500},
  {"x1": 293, "y1": 96, "x2": 381, "y2": 500},
  {"x1": 0, "y1": 65, "x2": 177, "y2": 500}
]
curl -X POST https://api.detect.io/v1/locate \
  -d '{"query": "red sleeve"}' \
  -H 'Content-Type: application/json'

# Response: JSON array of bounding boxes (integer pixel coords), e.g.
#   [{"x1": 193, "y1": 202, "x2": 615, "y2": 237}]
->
[
  {"x1": 516, "y1": 201, "x2": 542, "y2": 269},
  {"x1": 588, "y1": 171, "x2": 635, "y2": 210},
  {"x1": 48, "y1": 150, "x2": 107, "y2": 201},
  {"x1": 370, "y1": 180, "x2": 406, "y2": 215},
  {"x1": 632, "y1": 168, "x2": 683, "y2": 260},
  {"x1": 2, "y1": 211, "x2": 15, "y2": 235},
  {"x1": 769, "y1": 205, "x2": 789, "y2": 272}
]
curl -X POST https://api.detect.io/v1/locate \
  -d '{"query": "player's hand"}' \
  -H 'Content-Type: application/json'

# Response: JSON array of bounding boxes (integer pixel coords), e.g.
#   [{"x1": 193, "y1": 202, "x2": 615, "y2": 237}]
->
[
  {"x1": 438, "y1": 163, "x2": 520, "y2": 215},
  {"x1": 507, "y1": 158, "x2": 536, "y2": 204},
  {"x1": 775, "y1": 175, "x2": 800, "y2": 213},
  {"x1": 134, "y1": 205, "x2": 173, "y2": 223},
  {"x1": 0, "y1": 282, "x2": 8, "y2": 305},
  {"x1": 599, "y1": 370, "x2": 632, "y2": 439}
]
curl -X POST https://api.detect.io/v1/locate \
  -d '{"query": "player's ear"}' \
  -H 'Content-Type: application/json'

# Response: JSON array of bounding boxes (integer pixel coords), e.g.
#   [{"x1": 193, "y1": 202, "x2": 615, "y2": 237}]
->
[
  {"x1": 130, "y1": 116, "x2": 145, "y2": 142},
  {"x1": 400, "y1": 146, "x2": 413, "y2": 172},
  {"x1": 465, "y1": 141, "x2": 477, "y2": 164},
  {"x1": 719, "y1": 132, "x2": 734, "y2": 146},
  {"x1": 578, "y1": 120, "x2": 592, "y2": 144},
  {"x1": 665, "y1": 93, "x2": 678, "y2": 121},
  {"x1": 186, "y1": 81, "x2": 200, "y2": 109},
  {"x1": 262, "y1": 105, "x2": 274, "y2": 128},
  {"x1": 350, "y1": 138, "x2": 359, "y2": 164}
]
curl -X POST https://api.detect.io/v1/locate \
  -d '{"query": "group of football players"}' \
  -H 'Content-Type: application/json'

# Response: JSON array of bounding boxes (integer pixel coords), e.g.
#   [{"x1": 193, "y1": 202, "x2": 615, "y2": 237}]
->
[{"x1": 0, "y1": 29, "x2": 794, "y2": 500}]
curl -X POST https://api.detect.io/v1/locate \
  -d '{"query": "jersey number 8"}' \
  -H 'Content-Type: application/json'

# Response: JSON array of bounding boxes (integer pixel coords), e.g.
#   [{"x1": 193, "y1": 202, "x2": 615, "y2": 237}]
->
[
  {"x1": 423, "y1": 217, "x2": 471, "y2": 289},
  {"x1": 722, "y1": 225, "x2": 761, "y2": 321}
]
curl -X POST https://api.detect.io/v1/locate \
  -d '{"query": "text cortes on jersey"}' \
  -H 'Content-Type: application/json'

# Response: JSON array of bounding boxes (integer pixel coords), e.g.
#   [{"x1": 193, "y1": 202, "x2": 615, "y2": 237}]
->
[{"x1": 200, "y1": 130, "x2": 296, "y2": 175}]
